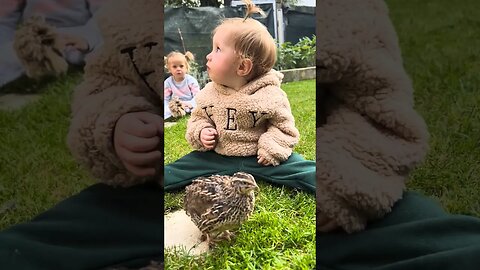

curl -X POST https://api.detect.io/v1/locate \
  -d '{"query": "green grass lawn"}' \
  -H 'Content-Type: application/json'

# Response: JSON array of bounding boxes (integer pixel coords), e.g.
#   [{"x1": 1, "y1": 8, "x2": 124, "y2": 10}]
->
[
  {"x1": 164, "y1": 80, "x2": 316, "y2": 269},
  {"x1": 387, "y1": 0, "x2": 480, "y2": 217},
  {"x1": 0, "y1": 73, "x2": 94, "y2": 230}
]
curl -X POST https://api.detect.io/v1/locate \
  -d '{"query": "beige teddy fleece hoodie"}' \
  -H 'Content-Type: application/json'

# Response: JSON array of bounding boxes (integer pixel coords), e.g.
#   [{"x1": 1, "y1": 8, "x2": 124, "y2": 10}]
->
[
  {"x1": 186, "y1": 70, "x2": 300, "y2": 166},
  {"x1": 67, "y1": 0, "x2": 163, "y2": 187},
  {"x1": 317, "y1": 0, "x2": 429, "y2": 233}
]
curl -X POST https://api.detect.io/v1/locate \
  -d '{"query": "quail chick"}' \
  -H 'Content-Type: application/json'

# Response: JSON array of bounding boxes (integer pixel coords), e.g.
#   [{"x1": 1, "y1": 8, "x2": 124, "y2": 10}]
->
[
  {"x1": 168, "y1": 96, "x2": 186, "y2": 118},
  {"x1": 184, "y1": 172, "x2": 259, "y2": 245},
  {"x1": 13, "y1": 16, "x2": 69, "y2": 79}
]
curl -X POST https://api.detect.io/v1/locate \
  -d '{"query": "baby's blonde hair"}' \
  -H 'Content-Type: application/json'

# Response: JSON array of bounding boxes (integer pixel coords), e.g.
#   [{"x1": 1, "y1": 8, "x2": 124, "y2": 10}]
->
[
  {"x1": 165, "y1": 51, "x2": 195, "y2": 72},
  {"x1": 213, "y1": 17, "x2": 276, "y2": 81}
]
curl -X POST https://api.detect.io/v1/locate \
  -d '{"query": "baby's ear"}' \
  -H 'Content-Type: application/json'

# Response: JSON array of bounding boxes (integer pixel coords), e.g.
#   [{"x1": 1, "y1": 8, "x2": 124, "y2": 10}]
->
[{"x1": 237, "y1": 58, "x2": 253, "y2": 77}]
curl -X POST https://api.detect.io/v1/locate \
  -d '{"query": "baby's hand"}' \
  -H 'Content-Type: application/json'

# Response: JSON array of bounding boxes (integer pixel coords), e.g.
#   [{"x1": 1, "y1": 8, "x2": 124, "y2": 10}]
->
[
  {"x1": 181, "y1": 101, "x2": 192, "y2": 110},
  {"x1": 257, "y1": 154, "x2": 273, "y2": 166},
  {"x1": 114, "y1": 112, "x2": 163, "y2": 177},
  {"x1": 200, "y1": 127, "x2": 217, "y2": 150},
  {"x1": 57, "y1": 32, "x2": 89, "y2": 52},
  {"x1": 257, "y1": 149, "x2": 276, "y2": 166}
]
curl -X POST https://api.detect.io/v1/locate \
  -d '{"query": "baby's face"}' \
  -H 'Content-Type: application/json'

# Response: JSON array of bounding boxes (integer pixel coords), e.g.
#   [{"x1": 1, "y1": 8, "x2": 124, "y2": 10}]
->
[
  {"x1": 167, "y1": 55, "x2": 187, "y2": 82},
  {"x1": 205, "y1": 27, "x2": 241, "y2": 88}
]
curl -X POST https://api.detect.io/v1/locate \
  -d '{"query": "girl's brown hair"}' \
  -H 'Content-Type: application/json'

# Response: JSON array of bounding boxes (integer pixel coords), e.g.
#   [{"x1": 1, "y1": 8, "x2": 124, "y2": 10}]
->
[{"x1": 164, "y1": 51, "x2": 195, "y2": 72}]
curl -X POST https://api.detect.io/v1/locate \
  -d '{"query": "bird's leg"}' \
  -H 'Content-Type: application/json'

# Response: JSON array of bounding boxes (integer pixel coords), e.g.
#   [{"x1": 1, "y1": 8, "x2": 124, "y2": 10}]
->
[
  {"x1": 226, "y1": 230, "x2": 234, "y2": 240},
  {"x1": 218, "y1": 230, "x2": 234, "y2": 241},
  {"x1": 206, "y1": 231, "x2": 224, "y2": 247},
  {"x1": 201, "y1": 232, "x2": 209, "y2": 242}
]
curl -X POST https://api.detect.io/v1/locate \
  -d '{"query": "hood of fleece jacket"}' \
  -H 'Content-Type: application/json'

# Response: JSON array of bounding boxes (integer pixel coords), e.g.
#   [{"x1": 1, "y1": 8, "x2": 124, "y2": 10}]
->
[{"x1": 211, "y1": 69, "x2": 284, "y2": 95}]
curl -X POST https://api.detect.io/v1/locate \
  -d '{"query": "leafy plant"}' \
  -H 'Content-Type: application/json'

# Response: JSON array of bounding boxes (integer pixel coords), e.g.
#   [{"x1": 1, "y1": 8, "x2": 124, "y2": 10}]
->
[
  {"x1": 165, "y1": 0, "x2": 201, "y2": 7},
  {"x1": 188, "y1": 60, "x2": 210, "y2": 89},
  {"x1": 274, "y1": 35, "x2": 316, "y2": 70}
]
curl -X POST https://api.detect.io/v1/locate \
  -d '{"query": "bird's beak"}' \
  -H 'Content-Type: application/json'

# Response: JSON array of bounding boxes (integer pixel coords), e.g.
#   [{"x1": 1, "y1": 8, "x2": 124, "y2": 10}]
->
[{"x1": 245, "y1": 184, "x2": 259, "y2": 193}]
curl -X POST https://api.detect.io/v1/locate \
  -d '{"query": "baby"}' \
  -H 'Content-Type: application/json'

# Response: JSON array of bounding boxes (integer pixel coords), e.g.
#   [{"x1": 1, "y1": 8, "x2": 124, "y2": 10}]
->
[
  {"x1": 187, "y1": 17, "x2": 297, "y2": 166},
  {"x1": 164, "y1": 51, "x2": 200, "y2": 119}
]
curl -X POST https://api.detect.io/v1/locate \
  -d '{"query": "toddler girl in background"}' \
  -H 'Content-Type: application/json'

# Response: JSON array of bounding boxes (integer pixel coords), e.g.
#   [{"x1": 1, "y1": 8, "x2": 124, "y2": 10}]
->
[{"x1": 164, "y1": 51, "x2": 200, "y2": 120}]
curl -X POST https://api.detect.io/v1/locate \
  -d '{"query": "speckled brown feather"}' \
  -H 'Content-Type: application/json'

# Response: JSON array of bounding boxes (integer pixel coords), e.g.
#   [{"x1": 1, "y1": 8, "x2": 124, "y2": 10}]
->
[
  {"x1": 13, "y1": 16, "x2": 68, "y2": 78},
  {"x1": 168, "y1": 96, "x2": 186, "y2": 118},
  {"x1": 184, "y1": 172, "x2": 258, "y2": 241}
]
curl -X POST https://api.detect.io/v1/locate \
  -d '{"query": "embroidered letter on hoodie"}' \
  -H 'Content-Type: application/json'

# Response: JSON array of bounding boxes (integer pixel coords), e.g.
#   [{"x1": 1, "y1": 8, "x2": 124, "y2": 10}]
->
[
  {"x1": 249, "y1": 111, "x2": 268, "y2": 127},
  {"x1": 202, "y1": 106, "x2": 269, "y2": 130},
  {"x1": 202, "y1": 106, "x2": 214, "y2": 121},
  {"x1": 225, "y1": 108, "x2": 237, "y2": 130}
]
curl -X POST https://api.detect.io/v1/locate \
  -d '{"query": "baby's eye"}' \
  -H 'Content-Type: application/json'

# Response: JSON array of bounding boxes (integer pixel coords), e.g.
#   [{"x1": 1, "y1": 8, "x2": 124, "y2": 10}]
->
[
  {"x1": 215, "y1": 47, "x2": 221, "y2": 52},
  {"x1": 180, "y1": 65, "x2": 184, "y2": 68},
  {"x1": 172, "y1": 65, "x2": 177, "y2": 68}
]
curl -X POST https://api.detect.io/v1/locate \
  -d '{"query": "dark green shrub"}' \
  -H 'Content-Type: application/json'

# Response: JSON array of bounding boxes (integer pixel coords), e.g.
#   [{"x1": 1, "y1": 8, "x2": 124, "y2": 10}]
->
[{"x1": 274, "y1": 35, "x2": 316, "y2": 70}]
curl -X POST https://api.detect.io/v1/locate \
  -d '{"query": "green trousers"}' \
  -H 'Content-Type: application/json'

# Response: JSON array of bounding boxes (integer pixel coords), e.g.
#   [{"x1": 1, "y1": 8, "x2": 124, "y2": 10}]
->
[
  {"x1": 0, "y1": 183, "x2": 163, "y2": 270},
  {"x1": 164, "y1": 151, "x2": 316, "y2": 193},
  {"x1": 318, "y1": 192, "x2": 480, "y2": 270}
]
